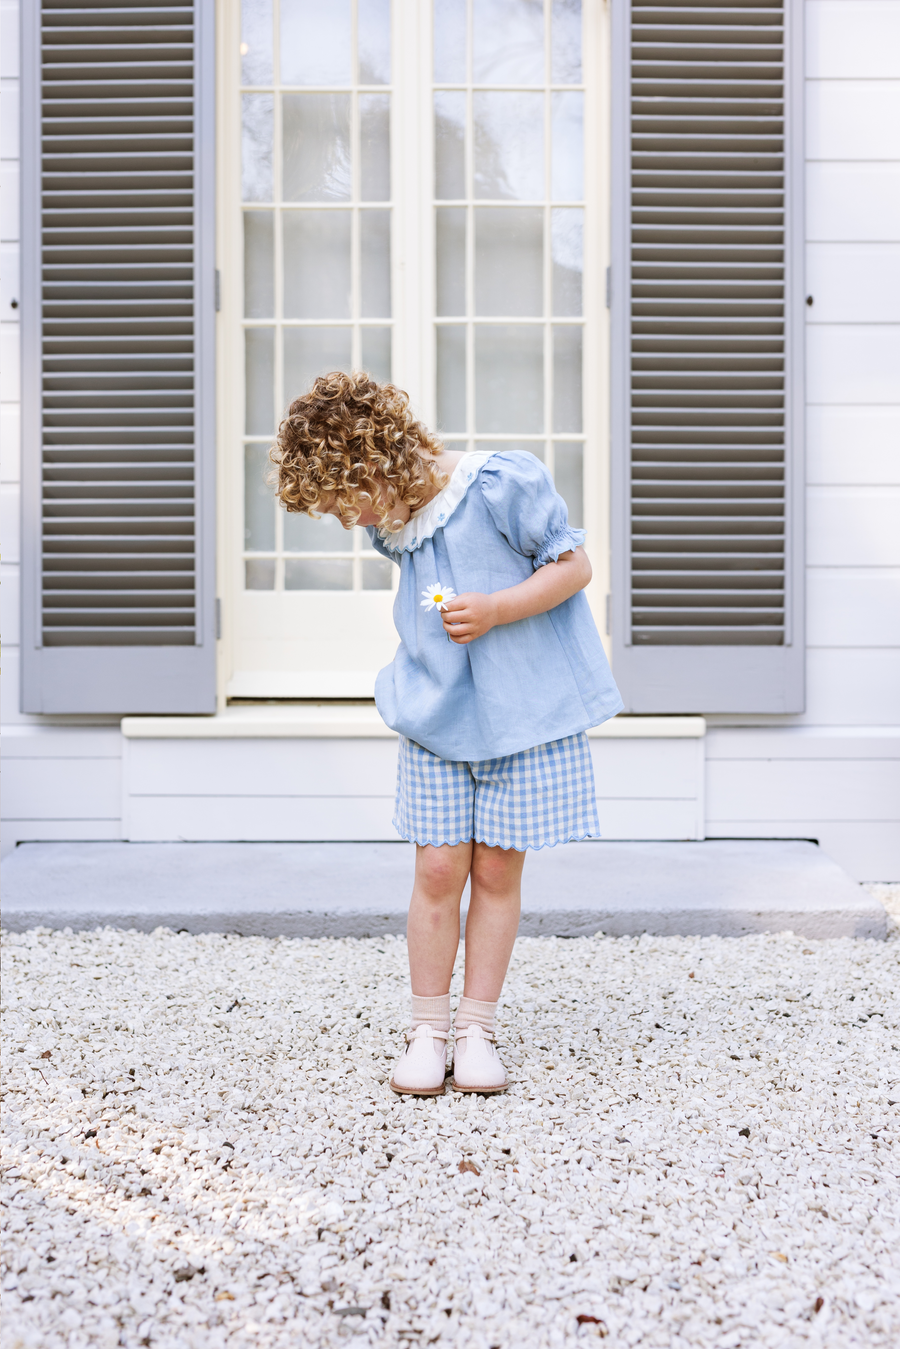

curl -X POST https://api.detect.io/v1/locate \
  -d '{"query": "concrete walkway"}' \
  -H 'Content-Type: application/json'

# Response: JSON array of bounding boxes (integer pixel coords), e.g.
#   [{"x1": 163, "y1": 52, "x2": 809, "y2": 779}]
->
[{"x1": 0, "y1": 838, "x2": 885, "y2": 939}]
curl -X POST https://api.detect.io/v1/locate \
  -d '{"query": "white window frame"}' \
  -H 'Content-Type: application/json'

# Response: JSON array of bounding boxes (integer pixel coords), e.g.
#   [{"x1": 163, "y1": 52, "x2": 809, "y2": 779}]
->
[{"x1": 215, "y1": 0, "x2": 611, "y2": 706}]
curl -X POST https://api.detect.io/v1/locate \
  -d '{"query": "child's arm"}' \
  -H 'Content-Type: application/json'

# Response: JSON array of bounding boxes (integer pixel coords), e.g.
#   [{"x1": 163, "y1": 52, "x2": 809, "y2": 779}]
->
[{"x1": 441, "y1": 547, "x2": 592, "y2": 645}]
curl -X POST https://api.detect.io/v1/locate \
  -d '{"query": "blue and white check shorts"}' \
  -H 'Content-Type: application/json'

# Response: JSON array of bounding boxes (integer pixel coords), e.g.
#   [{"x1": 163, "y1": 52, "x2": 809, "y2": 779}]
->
[{"x1": 393, "y1": 732, "x2": 600, "y2": 852}]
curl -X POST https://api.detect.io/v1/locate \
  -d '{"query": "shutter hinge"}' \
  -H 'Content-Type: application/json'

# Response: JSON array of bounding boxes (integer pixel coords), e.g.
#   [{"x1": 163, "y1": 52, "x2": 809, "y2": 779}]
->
[
  {"x1": 215, "y1": 597, "x2": 222, "y2": 640},
  {"x1": 215, "y1": 269, "x2": 221, "y2": 311},
  {"x1": 605, "y1": 267, "x2": 611, "y2": 308},
  {"x1": 605, "y1": 593, "x2": 611, "y2": 635}
]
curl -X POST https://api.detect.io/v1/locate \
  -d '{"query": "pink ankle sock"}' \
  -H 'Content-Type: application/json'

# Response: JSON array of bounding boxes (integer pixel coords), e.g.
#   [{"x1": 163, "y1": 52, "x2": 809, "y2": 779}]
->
[
  {"x1": 410, "y1": 993, "x2": 451, "y2": 1033},
  {"x1": 455, "y1": 996, "x2": 498, "y2": 1035}
]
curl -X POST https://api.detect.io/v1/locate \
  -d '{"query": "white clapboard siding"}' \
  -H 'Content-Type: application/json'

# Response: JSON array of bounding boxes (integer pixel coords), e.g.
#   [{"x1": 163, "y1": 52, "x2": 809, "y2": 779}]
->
[
  {"x1": 19, "y1": 0, "x2": 216, "y2": 713},
  {"x1": 611, "y1": 0, "x2": 805, "y2": 711}
]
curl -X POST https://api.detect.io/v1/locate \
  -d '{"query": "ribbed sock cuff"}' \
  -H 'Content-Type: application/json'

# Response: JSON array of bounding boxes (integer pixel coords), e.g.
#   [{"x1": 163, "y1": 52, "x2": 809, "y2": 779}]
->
[
  {"x1": 410, "y1": 993, "x2": 451, "y2": 1034},
  {"x1": 455, "y1": 996, "x2": 498, "y2": 1036}
]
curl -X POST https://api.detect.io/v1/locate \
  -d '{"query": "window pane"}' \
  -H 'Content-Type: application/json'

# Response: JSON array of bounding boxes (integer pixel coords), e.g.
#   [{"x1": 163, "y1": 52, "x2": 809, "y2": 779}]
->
[
  {"x1": 475, "y1": 208, "x2": 542, "y2": 316},
  {"x1": 360, "y1": 95, "x2": 390, "y2": 201},
  {"x1": 284, "y1": 326, "x2": 352, "y2": 399},
  {"x1": 283, "y1": 94, "x2": 351, "y2": 202},
  {"x1": 554, "y1": 443, "x2": 583, "y2": 528},
  {"x1": 474, "y1": 93, "x2": 544, "y2": 201},
  {"x1": 436, "y1": 326, "x2": 466, "y2": 432},
  {"x1": 553, "y1": 325, "x2": 582, "y2": 432},
  {"x1": 436, "y1": 207, "x2": 465, "y2": 315},
  {"x1": 285, "y1": 559, "x2": 353, "y2": 589},
  {"x1": 474, "y1": 325, "x2": 543, "y2": 433},
  {"x1": 362, "y1": 558, "x2": 394, "y2": 589},
  {"x1": 244, "y1": 211, "x2": 274, "y2": 318},
  {"x1": 245, "y1": 558, "x2": 276, "y2": 589},
  {"x1": 551, "y1": 92, "x2": 584, "y2": 201},
  {"x1": 244, "y1": 443, "x2": 275, "y2": 549},
  {"x1": 280, "y1": 0, "x2": 351, "y2": 86},
  {"x1": 358, "y1": 0, "x2": 391, "y2": 84},
  {"x1": 244, "y1": 327, "x2": 275, "y2": 434},
  {"x1": 434, "y1": 0, "x2": 466, "y2": 82},
  {"x1": 475, "y1": 440, "x2": 543, "y2": 458},
  {"x1": 283, "y1": 211, "x2": 351, "y2": 318},
  {"x1": 361, "y1": 211, "x2": 391, "y2": 317},
  {"x1": 551, "y1": 208, "x2": 583, "y2": 316},
  {"x1": 361, "y1": 326, "x2": 392, "y2": 383},
  {"x1": 241, "y1": 94, "x2": 273, "y2": 202},
  {"x1": 434, "y1": 92, "x2": 465, "y2": 200},
  {"x1": 284, "y1": 510, "x2": 347, "y2": 551},
  {"x1": 241, "y1": 0, "x2": 273, "y2": 85},
  {"x1": 473, "y1": 0, "x2": 543, "y2": 84},
  {"x1": 552, "y1": 0, "x2": 582, "y2": 83}
]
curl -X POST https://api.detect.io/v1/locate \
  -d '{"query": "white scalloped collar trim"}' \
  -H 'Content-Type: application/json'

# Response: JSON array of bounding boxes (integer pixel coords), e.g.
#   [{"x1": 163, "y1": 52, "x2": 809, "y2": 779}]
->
[{"x1": 377, "y1": 450, "x2": 497, "y2": 554}]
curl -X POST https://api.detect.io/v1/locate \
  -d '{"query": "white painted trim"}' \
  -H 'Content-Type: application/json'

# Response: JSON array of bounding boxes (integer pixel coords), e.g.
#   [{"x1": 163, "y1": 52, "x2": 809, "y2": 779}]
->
[{"x1": 121, "y1": 708, "x2": 705, "y2": 739}]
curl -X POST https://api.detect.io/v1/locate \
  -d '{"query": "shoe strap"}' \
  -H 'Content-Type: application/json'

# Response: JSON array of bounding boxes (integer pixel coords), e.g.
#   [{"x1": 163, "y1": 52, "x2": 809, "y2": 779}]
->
[
  {"x1": 406, "y1": 1025, "x2": 450, "y2": 1042},
  {"x1": 454, "y1": 1025, "x2": 495, "y2": 1042}
]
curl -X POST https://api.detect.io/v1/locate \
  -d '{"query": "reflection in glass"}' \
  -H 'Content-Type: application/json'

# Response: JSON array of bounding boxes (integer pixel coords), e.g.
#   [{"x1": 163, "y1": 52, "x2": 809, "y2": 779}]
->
[
  {"x1": 284, "y1": 509, "x2": 346, "y2": 552},
  {"x1": 551, "y1": 93, "x2": 584, "y2": 200},
  {"x1": 280, "y1": 0, "x2": 351, "y2": 86},
  {"x1": 475, "y1": 208, "x2": 542, "y2": 316},
  {"x1": 474, "y1": 93, "x2": 543, "y2": 201},
  {"x1": 245, "y1": 558, "x2": 276, "y2": 589},
  {"x1": 434, "y1": 0, "x2": 466, "y2": 82},
  {"x1": 241, "y1": 0, "x2": 273, "y2": 85},
  {"x1": 358, "y1": 0, "x2": 391, "y2": 84},
  {"x1": 436, "y1": 326, "x2": 466, "y2": 432},
  {"x1": 283, "y1": 94, "x2": 351, "y2": 202},
  {"x1": 285, "y1": 559, "x2": 353, "y2": 589},
  {"x1": 553, "y1": 326, "x2": 582, "y2": 433},
  {"x1": 361, "y1": 211, "x2": 391, "y2": 317},
  {"x1": 551, "y1": 208, "x2": 583, "y2": 316},
  {"x1": 436, "y1": 207, "x2": 465, "y2": 316},
  {"x1": 284, "y1": 326, "x2": 352, "y2": 399},
  {"x1": 434, "y1": 92, "x2": 466, "y2": 200},
  {"x1": 475, "y1": 441, "x2": 543, "y2": 459},
  {"x1": 283, "y1": 211, "x2": 351, "y2": 318},
  {"x1": 244, "y1": 211, "x2": 274, "y2": 318},
  {"x1": 475, "y1": 325, "x2": 543, "y2": 433},
  {"x1": 241, "y1": 94, "x2": 273, "y2": 202},
  {"x1": 244, "y1": 327, "x2": 275, "y2": 434},
  {"x1": 473, "y1": 0, "x2": 543, "y2": 84},
  {"x1": 360, "y1": 95, "x2": 390, "y2": 200},
  {"x1": 362, "y1": 558, "x2": 394, "y2": 590},
  {"x1": 552, "y1": 0, "x2": 582, "y2": 83},
  {"x1": 362, "y1": 327, "x2": 392, "y2": 383},
  {"x1": 244, "y1": 443, "x2": 275, "y2": 549},
  {"x1": 554, "y1": 443, "x2": 583, "y2": 528}
]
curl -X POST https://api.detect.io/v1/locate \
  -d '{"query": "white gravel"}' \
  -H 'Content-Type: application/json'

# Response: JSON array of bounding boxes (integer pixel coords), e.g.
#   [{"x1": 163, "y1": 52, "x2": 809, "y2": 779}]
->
[{"x1": 2, "y1": 909, "x2": 899, "y2": 1349}]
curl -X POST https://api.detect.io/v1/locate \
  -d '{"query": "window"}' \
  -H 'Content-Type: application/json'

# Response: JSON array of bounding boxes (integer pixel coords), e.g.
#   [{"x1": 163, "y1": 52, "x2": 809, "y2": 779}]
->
[{"x1": 226, "y1": 0, "x2": 602, "y2": 698}]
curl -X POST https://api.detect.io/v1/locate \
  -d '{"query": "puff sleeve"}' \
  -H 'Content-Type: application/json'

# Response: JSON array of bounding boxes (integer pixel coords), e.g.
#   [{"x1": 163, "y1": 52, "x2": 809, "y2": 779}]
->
[{"x1": 479, "y1": 452, "x2": 585, "y2": 568}]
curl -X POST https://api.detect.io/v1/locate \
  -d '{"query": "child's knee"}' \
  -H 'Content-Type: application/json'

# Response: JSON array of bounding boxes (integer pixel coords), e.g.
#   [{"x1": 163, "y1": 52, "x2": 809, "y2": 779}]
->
[
  {"x1": 415, "y1": 845, "x2": 469, "y2": 900},
  {"x1": 471, "y1": 845, "x2": 523, "y2": 897}
]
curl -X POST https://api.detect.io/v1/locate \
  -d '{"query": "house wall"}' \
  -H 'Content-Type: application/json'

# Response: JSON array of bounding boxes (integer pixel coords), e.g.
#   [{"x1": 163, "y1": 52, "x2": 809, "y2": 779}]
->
[{"x1": 2, "y1": 0, "x2": 898, "y2": 881}]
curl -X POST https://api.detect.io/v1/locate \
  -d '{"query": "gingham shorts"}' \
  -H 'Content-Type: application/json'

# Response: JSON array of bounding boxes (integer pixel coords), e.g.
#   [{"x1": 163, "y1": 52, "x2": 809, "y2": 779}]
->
[{"x1": 393, "y1": 732, "x2": 600, "y2": 852}]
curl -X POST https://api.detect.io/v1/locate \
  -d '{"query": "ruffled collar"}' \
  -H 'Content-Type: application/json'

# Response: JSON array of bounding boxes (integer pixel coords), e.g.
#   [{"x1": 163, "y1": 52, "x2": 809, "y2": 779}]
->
[{"x1": 377, "y1": 450, "x2": 497, "y2": 554}]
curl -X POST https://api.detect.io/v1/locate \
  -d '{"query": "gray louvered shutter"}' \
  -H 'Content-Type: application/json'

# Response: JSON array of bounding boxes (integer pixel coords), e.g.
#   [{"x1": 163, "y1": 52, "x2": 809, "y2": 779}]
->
[
  {"x1": 20, "y1": 0, "x2": 216, "y2": 714},
  {"x1": 610, "y1": 0, "x2": 804, "y2": 713}
]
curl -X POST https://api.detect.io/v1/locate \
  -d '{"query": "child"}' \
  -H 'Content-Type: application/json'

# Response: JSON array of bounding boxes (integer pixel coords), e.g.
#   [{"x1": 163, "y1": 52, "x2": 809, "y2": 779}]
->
[{"x1": 272, "y1": 372, "x2": 623, "y2": 1096}]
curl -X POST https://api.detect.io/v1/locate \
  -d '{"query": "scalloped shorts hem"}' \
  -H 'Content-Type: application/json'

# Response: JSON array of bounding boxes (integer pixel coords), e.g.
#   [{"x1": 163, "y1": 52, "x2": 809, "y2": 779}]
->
[{"x1": 392, "y1": 732, "x2": 599, "y2": 854}]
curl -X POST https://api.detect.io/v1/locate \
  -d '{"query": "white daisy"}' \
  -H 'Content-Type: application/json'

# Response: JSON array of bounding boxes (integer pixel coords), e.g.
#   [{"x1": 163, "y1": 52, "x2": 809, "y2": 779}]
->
[{"x1": 420, "y1": 582, "x2": 456, "y2": 611}]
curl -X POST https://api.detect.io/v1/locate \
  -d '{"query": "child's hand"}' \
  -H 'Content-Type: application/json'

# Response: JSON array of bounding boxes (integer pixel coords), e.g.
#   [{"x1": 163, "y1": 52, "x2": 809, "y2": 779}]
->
[{"x1": 440, "y1": 592, "x2": 499, "y2": 644}]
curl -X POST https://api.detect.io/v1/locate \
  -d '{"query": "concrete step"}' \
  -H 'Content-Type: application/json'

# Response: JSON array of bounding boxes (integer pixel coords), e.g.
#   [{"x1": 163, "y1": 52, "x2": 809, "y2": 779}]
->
[{"x1": 0, "y1": 839, "x2": 886, "y2": 939}]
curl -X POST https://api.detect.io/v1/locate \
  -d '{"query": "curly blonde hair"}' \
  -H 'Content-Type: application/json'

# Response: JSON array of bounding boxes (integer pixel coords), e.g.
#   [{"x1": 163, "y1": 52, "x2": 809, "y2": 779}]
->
[{"x1": 270, "y1": 371, "x2": 447, "y2": 527}]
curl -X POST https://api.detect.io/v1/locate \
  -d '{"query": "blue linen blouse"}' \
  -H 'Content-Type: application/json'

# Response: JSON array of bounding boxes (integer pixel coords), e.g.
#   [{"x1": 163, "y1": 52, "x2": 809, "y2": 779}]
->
[{"x1": 367, "y1": 450, "x2": 623, "y2": 762}]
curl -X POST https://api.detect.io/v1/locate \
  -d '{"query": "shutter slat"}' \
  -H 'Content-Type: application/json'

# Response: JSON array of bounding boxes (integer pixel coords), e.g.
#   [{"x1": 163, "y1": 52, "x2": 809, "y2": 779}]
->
[{"x1": 37, "y1": 1, "x2": 200, "y2": 649}]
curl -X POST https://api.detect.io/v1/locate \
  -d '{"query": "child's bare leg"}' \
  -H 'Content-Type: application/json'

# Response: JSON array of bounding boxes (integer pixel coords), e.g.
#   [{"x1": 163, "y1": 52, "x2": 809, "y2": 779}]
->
[
  {"x1": 407, "y1": 841, "x2": 473, "y2": 995},
  {"x1": 461, "y1": 842, "x2": 525, "y2": 1001}
]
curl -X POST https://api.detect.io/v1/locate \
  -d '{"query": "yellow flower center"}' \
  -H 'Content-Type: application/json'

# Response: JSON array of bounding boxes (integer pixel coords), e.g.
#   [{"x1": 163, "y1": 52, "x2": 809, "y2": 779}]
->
[{"x1": 434, "y1": 594, "x2": 443, "y2": 603}]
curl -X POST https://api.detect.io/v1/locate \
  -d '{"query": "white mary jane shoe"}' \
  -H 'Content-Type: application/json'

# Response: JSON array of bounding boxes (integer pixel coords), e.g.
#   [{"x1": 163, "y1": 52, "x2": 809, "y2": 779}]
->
[
  {"x1": 451, "y1": 1024, "x2": 508, "y2": 1094},
  {"x1": 389, "y1": 1023, "x2": 449, "y2": 1096}
]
